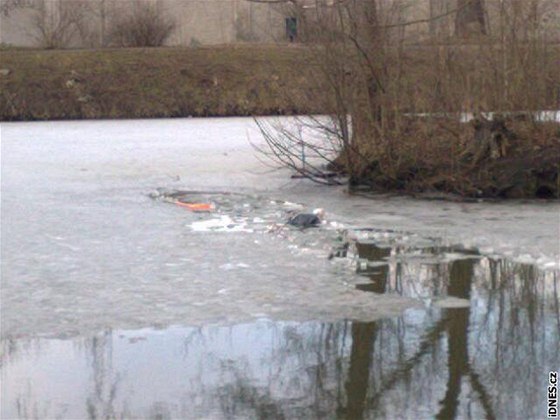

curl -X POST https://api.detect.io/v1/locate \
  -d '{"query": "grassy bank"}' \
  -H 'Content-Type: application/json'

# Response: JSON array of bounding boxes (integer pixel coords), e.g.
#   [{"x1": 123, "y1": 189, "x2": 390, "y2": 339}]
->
[
  {"x1": 0, "y1": 45, "x2": 320, "y2": 121},
  {"x1": 2, "y1": 44, "x2": 558, "y2": 121}
]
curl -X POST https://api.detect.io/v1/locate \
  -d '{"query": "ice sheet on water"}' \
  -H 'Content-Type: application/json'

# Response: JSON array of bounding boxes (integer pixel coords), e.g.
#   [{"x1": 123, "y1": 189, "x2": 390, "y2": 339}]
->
[
  {"x1": 191, "y1": 215, "x2": 253, "y2": 232},
  {"x1": 459, "y1": 110, "x2": 560, "y2": 123},
  {"x1": 2, "y1": 117, "x2": 558, "y2": 340}
]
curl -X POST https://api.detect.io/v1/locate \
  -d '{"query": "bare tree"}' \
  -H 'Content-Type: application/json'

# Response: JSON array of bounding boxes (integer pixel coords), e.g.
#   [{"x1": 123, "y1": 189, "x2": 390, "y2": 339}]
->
[
  {"x1": 252, "y1": 0, "x2": 411, "y2": 182},
  {"x1": 24, "y1": 0, "x2": 88, "y2": 49}
]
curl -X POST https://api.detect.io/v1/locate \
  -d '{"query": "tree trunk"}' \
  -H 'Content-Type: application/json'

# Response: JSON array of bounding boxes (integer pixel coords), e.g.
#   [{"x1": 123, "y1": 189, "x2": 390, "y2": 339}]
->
[{"x1": 348, "y1": 0, "x2": 383, "y2": 177}]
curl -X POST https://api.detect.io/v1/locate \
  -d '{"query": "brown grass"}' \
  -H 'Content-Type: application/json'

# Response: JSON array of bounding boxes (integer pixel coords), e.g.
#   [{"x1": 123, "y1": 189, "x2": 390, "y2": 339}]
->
[
  {"x1": 1, "y1": 44, "x2": 558, "y2": 121},
  {"x1": 353, "y1": 117, "x2": 560, "y2": 198},
  {"x1": 0, "y1": 45, "x2": 320, "y2": 121}
]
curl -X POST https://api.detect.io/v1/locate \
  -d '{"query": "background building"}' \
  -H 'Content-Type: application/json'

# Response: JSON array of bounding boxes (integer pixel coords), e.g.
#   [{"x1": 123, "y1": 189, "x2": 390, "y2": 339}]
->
[
  {"x1": 1, "y1": 0, "x2": 558, "y2": 48},
  {"x1": 0, "y1": 0, "x2": 288, "y2": 47}
]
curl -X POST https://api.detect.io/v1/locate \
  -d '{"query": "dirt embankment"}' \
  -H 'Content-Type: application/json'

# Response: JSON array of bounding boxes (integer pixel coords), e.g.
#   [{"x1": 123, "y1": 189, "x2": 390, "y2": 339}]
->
[
  {"x1": 0, "y1": 45, "x2": 320, "y2": 121},
  {"x1": 346, "y1": 116, "x2": 560, "y2": 199}
]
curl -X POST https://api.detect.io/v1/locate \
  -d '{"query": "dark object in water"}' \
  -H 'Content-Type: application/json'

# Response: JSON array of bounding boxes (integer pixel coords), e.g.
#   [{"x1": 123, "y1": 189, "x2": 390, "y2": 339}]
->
[{"x1": 287, "y1": 208, "x2": 325, "y2": 229}]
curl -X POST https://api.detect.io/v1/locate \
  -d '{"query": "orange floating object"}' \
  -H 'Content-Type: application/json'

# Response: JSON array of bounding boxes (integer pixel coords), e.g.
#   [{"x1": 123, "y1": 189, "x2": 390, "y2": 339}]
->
[{"x1": 175, "y1": 201, "x2": 214, "y2": 212}]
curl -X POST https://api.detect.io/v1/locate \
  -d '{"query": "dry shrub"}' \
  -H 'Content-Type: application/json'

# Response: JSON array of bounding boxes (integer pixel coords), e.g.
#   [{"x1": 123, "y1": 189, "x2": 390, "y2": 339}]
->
[
  {"x1": 356, "y1": 116, "x2": 559, "y2": 197},
  {"x1": 108, "y1": 1, "x2": 176, "y2": 48}
]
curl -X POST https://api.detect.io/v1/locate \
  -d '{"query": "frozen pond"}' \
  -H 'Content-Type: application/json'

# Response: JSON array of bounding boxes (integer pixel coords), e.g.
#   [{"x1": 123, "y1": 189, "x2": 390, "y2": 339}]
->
[{"x1": 1, "y1": 117, "x2": 559, "y2": 419}]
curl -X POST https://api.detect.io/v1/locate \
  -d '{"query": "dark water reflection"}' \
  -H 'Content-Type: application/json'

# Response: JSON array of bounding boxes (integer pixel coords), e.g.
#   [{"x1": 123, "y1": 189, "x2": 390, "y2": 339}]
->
[{"x1": 2, "y1": 246, "x2": 559, "y2": 419}]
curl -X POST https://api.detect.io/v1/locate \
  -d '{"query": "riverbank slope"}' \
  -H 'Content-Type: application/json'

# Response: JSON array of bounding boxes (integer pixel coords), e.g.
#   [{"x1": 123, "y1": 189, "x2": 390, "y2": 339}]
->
[{"x1": 0, "y1": 45, "x2": 319, "y2": 121}]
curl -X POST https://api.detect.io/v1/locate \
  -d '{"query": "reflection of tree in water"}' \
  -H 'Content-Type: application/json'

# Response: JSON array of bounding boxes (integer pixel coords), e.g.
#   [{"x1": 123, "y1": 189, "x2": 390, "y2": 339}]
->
[
  {"x1": 3, "y1": 339, "x2": 67, "y2": 419},
  {"x1": 435, "y1": 258, "x2": 495, "y2": 419},
  {"x1": 217, "y1": 367, "x2": 287, "y2": 419},
  {"x1": 341, "y1": 246, "x2": 457, "y2": 419},
  {"x1": 14, "y1": 383, "x2": 53, "y2": 419},
  {"x1": 3, "y1": 245, "x2": 558, "y2": 419},
  {"x1": 469, "y1": 260, "x2": 559, "y2": 418},
  {"x1": 208, "y1": 323, "x2": 344, "y2": 418},
  {"x1": 206, "y1": 245, "x2": 558, "y2": 419},
  {"x1": 81, "y1": 332, "x2": 177, "y2": 419},
  {"x1": 340, "y1": 245, "x2": 389, "y2": 419},
  {"x1": 83, "y1": 331, "x2": 123, "y2": 420},
  {"x1": 328, "y1": 243, "x2": 557, "y2": 418}
]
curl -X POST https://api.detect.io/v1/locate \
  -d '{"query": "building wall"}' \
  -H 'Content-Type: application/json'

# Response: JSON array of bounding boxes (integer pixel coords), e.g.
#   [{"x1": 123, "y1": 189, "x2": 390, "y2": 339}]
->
[
  {"x1": 164, "y1": 0, "x2": 237, "y2": 45},
  {"x1": 1, "y1": 0, "x2": 558, "y2": 48},
  {"x1": 0, "y1": 0, "x2": 288, "y2": 47},
  {"x1": 165, "y1": 0, "x2": 285, "y2": 45},
  {"x1": 1, "y1": 5, "x2": 38, "y2": 47}
]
